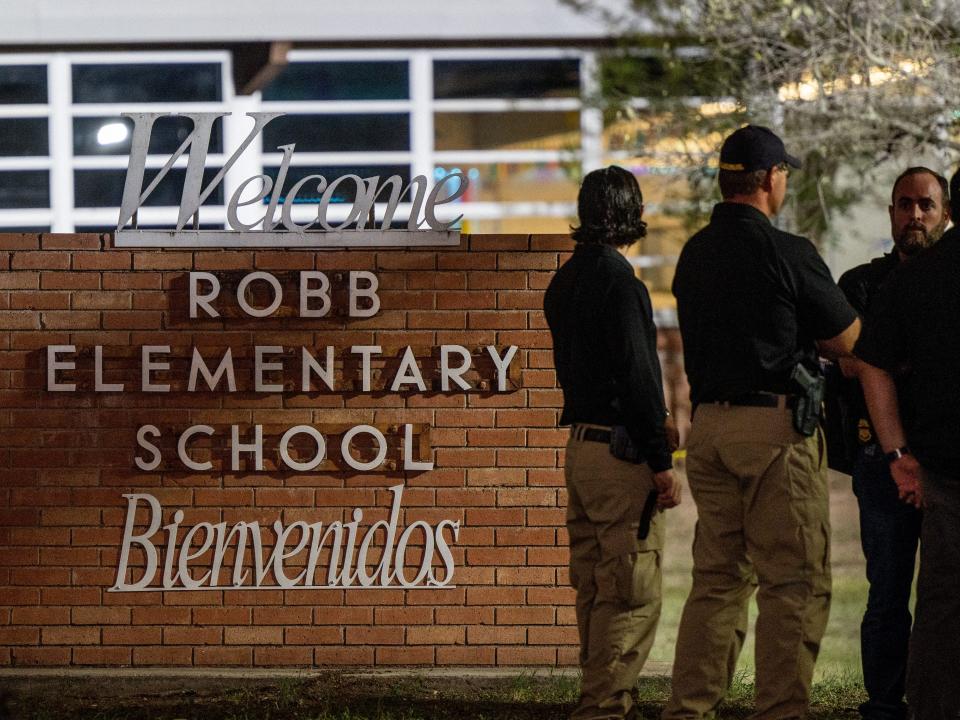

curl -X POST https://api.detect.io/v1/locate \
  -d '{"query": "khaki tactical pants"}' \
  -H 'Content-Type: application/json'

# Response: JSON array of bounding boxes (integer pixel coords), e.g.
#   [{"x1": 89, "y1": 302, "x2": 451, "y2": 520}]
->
[
  {"x1": 663, "y1": 403, "x2": 831, "y2": 720},
  {"x1": 565, "y1": 424, "x2": 665, "y2": 720}
]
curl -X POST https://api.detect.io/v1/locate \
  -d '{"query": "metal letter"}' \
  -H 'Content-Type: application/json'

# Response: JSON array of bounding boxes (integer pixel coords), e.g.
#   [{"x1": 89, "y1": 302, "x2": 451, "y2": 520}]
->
[
  {"x1": 189, "y1": 271, "x2": 221, "y2": 319},
  {"x1": 112, "y1": 493, "x2": 163, "y2": 591},
  {"x1": 349, "y1": 270, "x2": 380, "y2": 318},
  {"x1": 46, "y1": 345, "x2": 76, "y2": 392},
  {"x1": 486, "y1": 345, "x2": 519, "y2": 392},
  {"x1": 177, "y1": 424, "x2": 214, "y2": 471},
  {"x1": 390, "y1": 346, "x2": 427, "y2": 392},
  {"x1": 424, "y1": 172, "x2": 468, "y2": 230},
  {"x1": 142, "y1": 345, "x2": 171, "y2": 393}
]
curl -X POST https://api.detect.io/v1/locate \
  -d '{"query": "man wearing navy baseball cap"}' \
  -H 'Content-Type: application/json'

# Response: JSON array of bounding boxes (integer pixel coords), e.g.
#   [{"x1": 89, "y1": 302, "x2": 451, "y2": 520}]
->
[
  {"x1": 664, "y1": 125, "x2": 859, "y2": 719},
  {"x1": 718, "y1": 124, "x2": 803, "y2": 173}
]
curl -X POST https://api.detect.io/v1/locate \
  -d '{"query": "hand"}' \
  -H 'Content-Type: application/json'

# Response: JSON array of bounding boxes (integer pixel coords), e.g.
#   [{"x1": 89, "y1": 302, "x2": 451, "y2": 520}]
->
[
  {"x1": 890, "y1": 454, "x2": 925, "y2": 508},
  {"x1": 653, "y1": 469, "x2": 682, "y2": 509},
  {"x1": 665, "y1": 414, "x2": 680, "y2": 453}
]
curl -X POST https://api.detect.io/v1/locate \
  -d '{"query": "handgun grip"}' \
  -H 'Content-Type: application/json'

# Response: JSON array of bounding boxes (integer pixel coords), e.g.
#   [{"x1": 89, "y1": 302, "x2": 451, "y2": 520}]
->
[{"x1": 638, "y1": 490, "x2": 659, "y2": 540}]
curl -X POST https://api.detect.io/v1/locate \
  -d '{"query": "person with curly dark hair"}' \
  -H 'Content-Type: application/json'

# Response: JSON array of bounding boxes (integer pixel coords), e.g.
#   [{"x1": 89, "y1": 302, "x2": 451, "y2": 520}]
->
[{"x1": 545, "y1": 165, "x2": 681, "y2": 720}]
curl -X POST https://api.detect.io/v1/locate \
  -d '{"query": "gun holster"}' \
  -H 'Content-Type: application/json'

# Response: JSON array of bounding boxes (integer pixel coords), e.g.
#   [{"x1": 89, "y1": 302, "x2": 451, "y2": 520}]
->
[
  {"x1": 790, "y1": 363, "x2": 826, "y2": 437},
  {"x1": 609, "y1": 425, "x2": 644, "y2": 463}
]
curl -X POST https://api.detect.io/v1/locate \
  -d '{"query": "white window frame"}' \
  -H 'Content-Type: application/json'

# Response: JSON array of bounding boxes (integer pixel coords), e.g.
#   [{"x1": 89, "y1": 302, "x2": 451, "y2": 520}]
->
[{"x1": 0, "y1": 47, "x2": 605, "y2": 232}]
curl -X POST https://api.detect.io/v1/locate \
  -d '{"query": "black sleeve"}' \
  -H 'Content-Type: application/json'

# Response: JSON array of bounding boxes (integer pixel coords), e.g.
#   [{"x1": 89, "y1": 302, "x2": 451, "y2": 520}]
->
[
  {"x1": 601, "y1": 277, "x2": 672, "y2": 472},
  {"x1": 854, "y1": 274, "x2": 910, "y2": 371},
  {"x1": 794, "y1": 239, "x2": 858, "y2": 340},
  {"x1": 543, "y1": 280, "x2": 576, "y2": 391},
  {"x1": 837, "y1": 266, "x2": 868, "y2": 317}
]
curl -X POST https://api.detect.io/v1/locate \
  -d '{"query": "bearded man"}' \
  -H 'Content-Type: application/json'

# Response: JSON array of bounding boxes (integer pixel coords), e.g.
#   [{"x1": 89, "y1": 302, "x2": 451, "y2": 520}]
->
[{"x1": 836, "y1": 166, "x2": 950, "y2": 720}]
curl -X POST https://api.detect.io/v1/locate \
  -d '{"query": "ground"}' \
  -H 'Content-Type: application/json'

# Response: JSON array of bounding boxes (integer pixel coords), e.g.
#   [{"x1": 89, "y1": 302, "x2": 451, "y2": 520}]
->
[
  {"x1": 0, "y1": 668, "x2": 866, "y2": 719},
  {"x1": 0, "y1": 470, "x2": 872, "y2": 720}
]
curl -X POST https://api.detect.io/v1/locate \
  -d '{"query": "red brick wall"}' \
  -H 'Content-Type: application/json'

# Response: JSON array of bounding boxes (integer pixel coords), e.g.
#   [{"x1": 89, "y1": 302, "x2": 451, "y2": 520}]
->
[{"x1": 0, "y1": 232, "x2": 685, "y2": 667}]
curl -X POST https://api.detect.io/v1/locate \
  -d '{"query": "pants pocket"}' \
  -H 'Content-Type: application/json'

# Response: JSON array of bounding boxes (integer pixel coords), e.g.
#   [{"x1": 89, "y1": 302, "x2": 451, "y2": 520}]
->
[{"x1": 598, "y1": 549, "x2": 662, "y2": 608}]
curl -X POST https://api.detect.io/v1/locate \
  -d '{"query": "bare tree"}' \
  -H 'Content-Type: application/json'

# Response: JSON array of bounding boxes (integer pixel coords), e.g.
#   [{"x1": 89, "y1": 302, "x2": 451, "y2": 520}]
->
[{"x1": 568, "y1": 0, "x2": 960, "y2": 243}]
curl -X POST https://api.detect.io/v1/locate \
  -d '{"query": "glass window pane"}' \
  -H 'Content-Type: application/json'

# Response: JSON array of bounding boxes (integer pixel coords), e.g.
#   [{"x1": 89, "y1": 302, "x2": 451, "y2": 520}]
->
[
  {"x1": 436, "y1": 162, "x2": 578, "y2": 202},
  {"x1": 627, "y1": 213, "x2": 685, "y2": 295},
  {"x1": 0, "y1": 170, "x2": 49, "y2": 208},
  {"x1": 0, "y1": 65, "x2": 47, "y2": 104},
  {"x1": 466, "y1": 217, "x2": 570, "y2": 234},
  {"x1": 262, "y1": 114, "x2": 409, "y2": 152},
  {"x1": 72, "y1": 63, "x2": 222, "y2": 103},
  {"x1": 76, "y1": 223, "x2": 223, "y2": 232},
  {"x1": 434, "y1": 111, "x2": 580, "y2": 151},
  {"x1": 262, "y1": 61, "x2": 409, "y2": 101},
  {"x1": 264, "y1": 165, "x2": 411, "y2": 204},
  {"x1": 73, "y1": 116, "x2": 223, "y2": 156},
  {"x1": 434, "y1": 59, "x2": 579, "y2": 99},
  {"x1": 74, "y1": 167, "x2": 225, "y2": 208},
  {"x1": 0, "y1": 118, "x2": 48, "y2": 156}
]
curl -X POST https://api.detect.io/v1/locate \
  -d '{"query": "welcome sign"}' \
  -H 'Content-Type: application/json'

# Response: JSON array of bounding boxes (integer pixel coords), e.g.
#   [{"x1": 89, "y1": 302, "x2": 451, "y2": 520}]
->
[
  {"x1": 42, "y1": 111, "x2": 520, "y2": 595},
  {"x1": 113, "y1": 112, "x2": 468, "y2": 247}
]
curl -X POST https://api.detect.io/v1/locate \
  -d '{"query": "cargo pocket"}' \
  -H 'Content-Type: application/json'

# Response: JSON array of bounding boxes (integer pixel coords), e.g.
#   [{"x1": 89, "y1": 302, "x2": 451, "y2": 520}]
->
[
  {"x1": 597, "y1": 549, "x2": 662, "y2": 608},
  {"x1": 802, "y1": 518, "x2": 832, "y2": 594}
]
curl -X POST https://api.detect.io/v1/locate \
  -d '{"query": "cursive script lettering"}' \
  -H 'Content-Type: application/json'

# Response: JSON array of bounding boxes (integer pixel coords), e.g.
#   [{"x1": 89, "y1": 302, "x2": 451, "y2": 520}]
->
[{"x1": 111, "y1": 486, "x2": 459, "y2": 592}]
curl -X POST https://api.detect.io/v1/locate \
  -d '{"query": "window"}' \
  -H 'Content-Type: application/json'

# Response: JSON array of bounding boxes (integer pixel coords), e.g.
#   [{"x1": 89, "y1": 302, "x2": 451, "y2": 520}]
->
[
  {"x1": 72, "y1": 63, "x2": 222, "y2": 103},
  {"x1": 434, "y1": 111, "x2": 580, "y2": 151},
  {"x1": 0, "y1": 171, "x2": 49, "y2": 209},
  {"x1": 263, "y1": 165, "x2": 411, "y2": 204},
  {"x1": 75, "y1": 223, "x2": 223, "y2": 233},
  {"x1": 0, "y1": 49, "x2": 596, "y2": 238},
  {"x1": 73, "y1": 116, "x2": 224, "y2": 156},
  {"x1": 436, "y1": 162, "x2": 578, "y2": 203},
  {"x1": 74, "y1": 167, "x2": 225, "y2": 208},
  {"x1": 434, "y1": 59, "x2": 579, "y2": 99},
  {"x1": 0, "y1": 118, "x2": 48, "y2": 156},
  {"x1": 263, "y1": 61, "x2": 409, "y2": 101},
  {"x1": 0, "y1": 65, "x2": 47, "y2": 104},
  {"x1": 262, "y1": 114, "x2": 409, "y2": 152},
  {"x1": 466, "y1": 217, "x2": 570, "y2": 234}
]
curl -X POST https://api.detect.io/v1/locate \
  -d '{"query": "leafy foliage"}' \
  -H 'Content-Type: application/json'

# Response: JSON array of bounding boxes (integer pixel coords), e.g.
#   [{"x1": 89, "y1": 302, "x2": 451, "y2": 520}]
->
[{"x1": 567, "y1": 0, "x2": 960, "y2": 244}]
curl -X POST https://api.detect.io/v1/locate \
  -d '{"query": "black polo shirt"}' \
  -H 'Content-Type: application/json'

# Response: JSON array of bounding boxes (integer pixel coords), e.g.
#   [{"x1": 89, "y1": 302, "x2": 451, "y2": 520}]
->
[
  {"x1": 673, "y1": 202, "x2": 856, "y2": 406},
  {"x1": 834, "y1": 252, "x2": 902, "y2": 448},
  {"x1": 838, "y1": 252, "x2": 901, "y2": 317},
  {"x1": 544, "y1": 242, "x2": 672, "y2": 472},
  {"x1": 855, "y1": 228, "x2": 960, "y2": 479}
]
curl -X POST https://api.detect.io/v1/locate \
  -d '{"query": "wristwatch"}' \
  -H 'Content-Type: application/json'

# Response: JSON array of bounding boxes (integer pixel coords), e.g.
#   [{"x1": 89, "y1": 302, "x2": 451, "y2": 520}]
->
[{"x1": 884, "y1": 446, "x2": 911, "y2": 463}]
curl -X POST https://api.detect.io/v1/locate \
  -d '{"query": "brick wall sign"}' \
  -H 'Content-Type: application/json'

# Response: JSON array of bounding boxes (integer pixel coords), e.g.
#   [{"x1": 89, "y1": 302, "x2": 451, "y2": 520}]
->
[{"x1": 0, "y1": 230, "x2": 596, "y2": 668}]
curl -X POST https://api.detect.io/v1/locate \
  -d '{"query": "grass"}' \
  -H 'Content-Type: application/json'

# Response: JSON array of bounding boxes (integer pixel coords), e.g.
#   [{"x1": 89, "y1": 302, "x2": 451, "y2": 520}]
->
[{"x1": 501, "y1": 670, "x2": 579, "y2": 704}]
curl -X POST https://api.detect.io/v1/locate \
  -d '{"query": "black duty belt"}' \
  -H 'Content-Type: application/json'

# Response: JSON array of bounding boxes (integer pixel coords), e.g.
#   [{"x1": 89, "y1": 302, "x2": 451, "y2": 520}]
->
[
  {"x1": 711, "y1": 393, "x2": 800, "y2": 410},
  {"x1": 571, "y1": 425, "x2": 611, "y2": 443}
]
